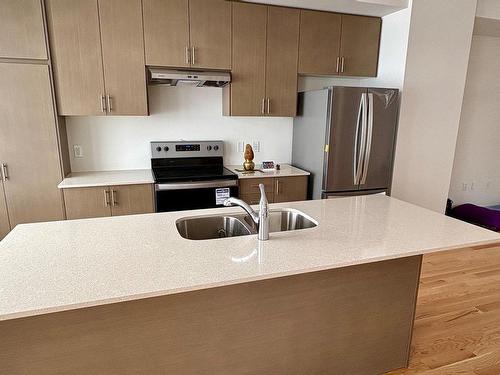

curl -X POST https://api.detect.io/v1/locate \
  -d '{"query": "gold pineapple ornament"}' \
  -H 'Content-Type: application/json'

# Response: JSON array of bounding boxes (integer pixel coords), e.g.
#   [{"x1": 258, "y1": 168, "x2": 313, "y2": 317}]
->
[{"x1": 243, "y1": 144, "x2": 255, "y2": 171}]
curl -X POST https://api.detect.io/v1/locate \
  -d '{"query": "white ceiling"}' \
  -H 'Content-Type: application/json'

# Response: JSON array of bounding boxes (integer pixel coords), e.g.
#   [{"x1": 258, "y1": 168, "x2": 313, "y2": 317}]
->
[{"x1": 242, "y1": 0, "x2": 409, "y2": 17}]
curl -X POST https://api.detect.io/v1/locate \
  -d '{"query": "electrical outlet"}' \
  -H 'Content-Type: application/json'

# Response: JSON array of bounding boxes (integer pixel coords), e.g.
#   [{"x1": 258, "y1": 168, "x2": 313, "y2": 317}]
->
[
  {"x1": 237, "y1": 141, "x2": 245, "y2": 153},
  {"x1": 73, "y1": 145, "x2": 83, "y2": 158},
  {"x1": 252, "y1": 141, "x2": 261, "y2": 152}
]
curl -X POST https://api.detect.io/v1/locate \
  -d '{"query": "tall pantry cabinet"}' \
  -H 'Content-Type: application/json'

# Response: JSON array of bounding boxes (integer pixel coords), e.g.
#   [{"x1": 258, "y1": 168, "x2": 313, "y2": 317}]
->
[{"x1": 0, "y1": 0, "x2": 67, "y2": 240}]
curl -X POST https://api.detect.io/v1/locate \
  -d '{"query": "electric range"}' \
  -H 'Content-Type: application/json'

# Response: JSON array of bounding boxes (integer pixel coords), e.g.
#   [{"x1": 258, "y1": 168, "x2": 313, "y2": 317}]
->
[{"x1": 151, "y1": 141, "x2": 239, "y2": 212}]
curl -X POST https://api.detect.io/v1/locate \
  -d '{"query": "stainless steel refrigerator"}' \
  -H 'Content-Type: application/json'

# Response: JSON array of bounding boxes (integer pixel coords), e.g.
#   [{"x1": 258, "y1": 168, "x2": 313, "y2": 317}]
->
[{"x1": 292, "y1": 87, "x2": 399, "y2": 199}]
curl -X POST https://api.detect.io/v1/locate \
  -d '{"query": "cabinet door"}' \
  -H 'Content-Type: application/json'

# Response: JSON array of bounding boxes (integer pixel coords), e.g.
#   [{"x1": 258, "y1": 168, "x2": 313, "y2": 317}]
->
[
  {"x1": 239, "y1": 178, "x2": 274, "y2": 204},
  {"x1": 189, "y1": 0, "x2": 231, "y2": 70},
  {"x1": 339, "y1": 15, "x2": 381, "y2": 77},
  {"x1": 229, "y1": 2, "x2": 267, "y2": 116},
  {"x1": 265, "y1": 6, "x2": 300, "y2": 117},
  {"x1": 46, "y1": 0, "x2": 106, "y2": 115},
  {"x1": 274, "y1": 176, "x2": 308, "y2": 203},
  {"x1": 0, "y1": 63, "x2": 65, "y2": 227},
  {"x1": 298, "y1": 10, "x2": 341, "y2": 75},
  {"x1": 0, "y1": 0, "x2": 47, "y2": 59},
  {"x1": 110, "y1": 184, "x2": 154, "y2": 217},
  {"x1": 63, "y1": 187, "x2": 112, "y2": 220},
  {"x1": 143, "y1": 0, "x2": 190, "y2": 67},
  {"x1": 0, "y1": 182, "x2": 10, "y2": 240},
  {"x1": 99, "y1": 0, "x2": 148, "y2": 115}
]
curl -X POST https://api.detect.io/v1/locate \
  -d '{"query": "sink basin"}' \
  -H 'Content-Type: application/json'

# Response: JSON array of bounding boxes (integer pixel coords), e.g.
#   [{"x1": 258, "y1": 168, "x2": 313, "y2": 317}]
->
[
  {"x1": 176, "y1": 216, "x2": 253, "y2": 240},
  {"x1": 244, "y1": 208, "x2": 318, "y2": 233},
  {"x1": 176, "y1": 209, "x2": 317, "y2": 240}
]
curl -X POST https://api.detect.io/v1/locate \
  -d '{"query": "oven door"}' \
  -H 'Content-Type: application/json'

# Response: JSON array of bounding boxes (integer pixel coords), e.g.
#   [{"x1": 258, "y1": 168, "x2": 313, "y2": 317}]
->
[{"x1": 155, "y1": 179, "x2": 239, "y2": 212}]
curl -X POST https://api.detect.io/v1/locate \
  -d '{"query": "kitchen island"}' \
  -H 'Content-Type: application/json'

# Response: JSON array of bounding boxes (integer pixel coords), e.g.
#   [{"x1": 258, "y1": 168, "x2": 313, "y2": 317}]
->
[{"x1": 1, "y1": 195, "x2": 499, "y2": 374}]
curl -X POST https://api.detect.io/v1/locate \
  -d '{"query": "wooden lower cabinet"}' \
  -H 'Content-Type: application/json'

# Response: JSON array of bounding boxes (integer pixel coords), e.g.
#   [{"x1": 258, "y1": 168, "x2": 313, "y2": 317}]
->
[
  {"x1": 63, "y1": 184, "x2": 154, "y2": 220},
  {"x1": 0, "y1": 256, "x2": 422, "y2": 374},
  {"x1": 108, "y1": 184, "x2": 155, "y2": 217},
  {"x1": 274, "y1": 176, "x2": 308, "y2": 203},
  {"x1": 239, "y1": 176, "x2": 307, "y2": 204}
]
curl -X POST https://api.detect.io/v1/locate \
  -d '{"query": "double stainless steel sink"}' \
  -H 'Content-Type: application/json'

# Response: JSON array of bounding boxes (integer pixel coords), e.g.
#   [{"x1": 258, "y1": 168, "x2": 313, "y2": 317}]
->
[{"x1": 176, "y1": 208, "x2": 317, "y2": 240}]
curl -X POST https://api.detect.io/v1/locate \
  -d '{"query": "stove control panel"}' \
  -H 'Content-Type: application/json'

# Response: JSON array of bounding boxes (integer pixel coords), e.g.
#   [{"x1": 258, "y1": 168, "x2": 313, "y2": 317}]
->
[{"x1": 151, "y1": 141, "x2": 224, "y2": 159}]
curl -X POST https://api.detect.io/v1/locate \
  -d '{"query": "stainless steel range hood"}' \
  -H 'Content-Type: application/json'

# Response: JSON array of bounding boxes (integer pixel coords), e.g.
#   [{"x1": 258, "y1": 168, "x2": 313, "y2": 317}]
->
[{"x1": 148, "y1": 68, "x2": 231, "y2": 88}]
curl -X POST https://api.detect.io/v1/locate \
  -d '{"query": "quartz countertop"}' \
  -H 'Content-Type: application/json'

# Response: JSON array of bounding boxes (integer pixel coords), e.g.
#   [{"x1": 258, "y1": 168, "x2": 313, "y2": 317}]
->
[
  {"x1": 58, "y1": 169, "x2": 154, "y2": 189},
  {"x1": 225, "y1": 164, "x2": 310, "y2": 179},
  {"x1": 1, "y1": 195, "x2": 499, "y2": 321}
]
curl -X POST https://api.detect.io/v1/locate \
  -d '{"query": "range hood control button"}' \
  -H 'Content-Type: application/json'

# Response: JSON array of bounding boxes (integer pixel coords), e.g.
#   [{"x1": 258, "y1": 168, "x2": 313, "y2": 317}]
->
[
  {"x1": 207, "y1": 145, "x2": 212, "y2": 151},
  {"x1": 156, "y1": 146, "x2": 162, "y2": 152},
  {"x1": 164, "y1": 146, "x2": 169, "y2": 152}
]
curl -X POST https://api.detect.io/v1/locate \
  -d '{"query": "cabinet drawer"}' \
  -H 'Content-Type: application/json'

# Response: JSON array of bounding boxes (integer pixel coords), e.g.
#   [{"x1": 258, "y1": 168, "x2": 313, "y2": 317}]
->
[{"x1": 239, "y1": 178, "x2": 274, "y2": 195}]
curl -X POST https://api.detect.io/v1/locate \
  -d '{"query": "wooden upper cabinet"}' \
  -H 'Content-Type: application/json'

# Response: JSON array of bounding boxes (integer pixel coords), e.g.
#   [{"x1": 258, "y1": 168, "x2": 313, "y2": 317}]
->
[
  {"x1": 0, "y1": 183, "x2": 10, "y2": 240},
  {"x1": 143, "y1": 0, "x2": 231, "y2": 70},
  {"x1": 98, "y1": 0, "x2": 148, "y2": 115},
  {"x1": 46, "y1": 0, "x2": 106, "y2": 115},
  {"x1": 298, "y1": 10, "x2": 341, "y2": 75},
  {"x1": 0, "y1": 0, "x2": 47, "y2": 59},
  {"x1": 340, "y1": 15, "x2": 381, "y2": 77},
  {"x1": 226, "y1": 2, "x2": 267, "y2": 116},
  {"x1": 265, "y1": 6, "x2": 299, "y2": 117},
  {"x1": 189, "y1": 0, "x2": 231, "y2": 70},
  {"x1": 143, "y1": 0, "x2": 190, "y2": 68},
  {"x1": 47, "y1": 0, "x2": 148, "y2": 116}
]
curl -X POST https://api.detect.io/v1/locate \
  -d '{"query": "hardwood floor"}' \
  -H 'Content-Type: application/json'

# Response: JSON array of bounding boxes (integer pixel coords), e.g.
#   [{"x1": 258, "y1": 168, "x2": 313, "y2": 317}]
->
[{"x1": 387, "y1": 245, "x2": 500, "y2": 374}]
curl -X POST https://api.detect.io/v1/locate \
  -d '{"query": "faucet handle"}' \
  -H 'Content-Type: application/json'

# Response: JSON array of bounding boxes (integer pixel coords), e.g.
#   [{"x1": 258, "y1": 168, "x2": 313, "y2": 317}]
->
[{"x1": 258, "y1": 183, "x2": 266, "y2": 197}]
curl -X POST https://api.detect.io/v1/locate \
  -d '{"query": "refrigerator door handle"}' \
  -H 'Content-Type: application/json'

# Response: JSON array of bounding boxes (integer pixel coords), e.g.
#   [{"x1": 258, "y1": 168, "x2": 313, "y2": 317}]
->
[
  {"x1": 353, "y1": 93, "x2": 367, "y2": 185},
  {"x1": 360, "y1": 93, "x2": 374, "y2": 185}
]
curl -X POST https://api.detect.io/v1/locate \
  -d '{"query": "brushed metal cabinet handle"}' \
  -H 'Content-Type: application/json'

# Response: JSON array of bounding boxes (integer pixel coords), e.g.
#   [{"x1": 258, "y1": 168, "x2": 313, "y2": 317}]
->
[
  {"x1": 276, "y1": 179, "x2": 280, "y2": 195},
  {"x1": 341, "y1": 57, "x2": 345, "y2": 73},
  {"x1": 106, "y1": 95, "x2": 113, "y2": 112},
  {"x1": 261, "y1": 98, "x2": 265, "y2": 114},
  {"x1": 104, "y1": 189, "x2": 111, "y2": 207},
  {"x1": 336, "y1": 56, "x2": 340, "y2": 73},
  {"x1": 185, "y1": 46, "x2": 190, "y2": 65},
  {"x1": 111, "y1": 189, "x2": 118, "y2": 206},
  {"x1": 1, "y1": 163, "x2": 8, "y2": 181},
  {"x1": 191, "y1": 46, "x2": 195, "y2": 65},
  {"x1": 100, "y1": 95, "x2": 107, "y2": 113},
  {"x1": 266, "y1": 98, "x2": 270, "y2": 114}
]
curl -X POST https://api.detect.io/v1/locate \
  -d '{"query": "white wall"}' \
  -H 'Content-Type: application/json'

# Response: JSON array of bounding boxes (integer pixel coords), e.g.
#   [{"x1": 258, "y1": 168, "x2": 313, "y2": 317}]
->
[
  {"x1": 390, "y1": 0, "x2": 477, "y2": 213},
  {"x1": 66, "y1": 86, "x2": 293, "y2": 171},
  {"x1": 449, "y1": 35, "x2": 500, "y2": 206},
  {"x1": 476, "y1": 0, "x2": 500, "y2": 19}
]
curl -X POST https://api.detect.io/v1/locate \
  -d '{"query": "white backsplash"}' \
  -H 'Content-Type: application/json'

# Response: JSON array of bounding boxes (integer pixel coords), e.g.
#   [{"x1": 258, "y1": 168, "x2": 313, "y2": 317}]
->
[{"x1": 66, "y1": 86, "x2": 294, "y2": 172}]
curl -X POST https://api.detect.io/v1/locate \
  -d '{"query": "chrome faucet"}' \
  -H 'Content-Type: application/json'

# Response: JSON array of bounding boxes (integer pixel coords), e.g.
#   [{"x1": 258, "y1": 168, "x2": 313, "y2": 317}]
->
[{"x1": 224, "y1": 183, "x2": 269, "y2": 241}]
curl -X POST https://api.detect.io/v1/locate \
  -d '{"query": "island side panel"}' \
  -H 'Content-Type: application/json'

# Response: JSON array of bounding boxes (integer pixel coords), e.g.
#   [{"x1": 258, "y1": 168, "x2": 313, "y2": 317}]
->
[{"x1": 0, "y1": 255, "x2": 422, "y2": 375}]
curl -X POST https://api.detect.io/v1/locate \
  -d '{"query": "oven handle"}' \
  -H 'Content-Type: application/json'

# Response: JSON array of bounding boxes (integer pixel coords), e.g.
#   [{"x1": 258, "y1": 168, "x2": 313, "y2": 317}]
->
[{"x1": 155, "y1": 179, "x2": 238, "y2": 191}]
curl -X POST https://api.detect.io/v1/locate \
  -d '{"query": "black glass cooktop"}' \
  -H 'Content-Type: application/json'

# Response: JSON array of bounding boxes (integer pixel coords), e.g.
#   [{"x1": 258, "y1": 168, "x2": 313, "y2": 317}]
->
[{"x1": 152, "y1": 157, "x2": 237, "y2": 183}]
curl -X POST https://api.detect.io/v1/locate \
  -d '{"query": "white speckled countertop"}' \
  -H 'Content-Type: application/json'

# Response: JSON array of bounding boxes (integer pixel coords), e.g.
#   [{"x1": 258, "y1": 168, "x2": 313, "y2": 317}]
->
[
  {"x1": 1, "y1": 195, "x2": 499, "y2": 321},
  {"x1": 58, "y1": 169, "x2": 154, "y2": 189},
  {"x1": 225, "y1": 164, "x2": 310, "y2": 179}
]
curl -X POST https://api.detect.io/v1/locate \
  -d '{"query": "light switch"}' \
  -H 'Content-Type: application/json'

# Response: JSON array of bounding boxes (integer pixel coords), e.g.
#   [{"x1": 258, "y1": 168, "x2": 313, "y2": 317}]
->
[
  {"x1": 252, "y1": 141, "x2": 261, "y2": 152},
  {"x1": 73, "y1": 145, "x2": 83, "y2": 158},
  {"x1": 237, "y1": 141, "x2": 245, "y2": 153}
]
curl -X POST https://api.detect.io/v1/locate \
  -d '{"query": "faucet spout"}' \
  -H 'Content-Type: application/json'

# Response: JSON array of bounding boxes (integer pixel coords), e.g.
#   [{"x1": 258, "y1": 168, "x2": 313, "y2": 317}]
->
[
  {"x1": 223, "y1": 183, "x2": 270, "y2": 241},
  {"x1": 223, "y1": 197, "x2": 259, "y2": 224}
]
